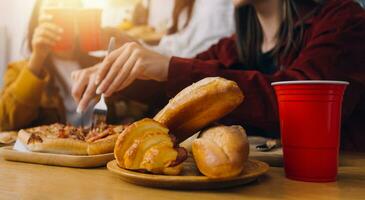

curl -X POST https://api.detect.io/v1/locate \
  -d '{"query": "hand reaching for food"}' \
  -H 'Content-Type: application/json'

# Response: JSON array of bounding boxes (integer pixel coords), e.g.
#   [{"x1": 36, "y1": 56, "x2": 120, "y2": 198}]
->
[
  {"x1": 94, "y1": 42, "x2": 171, "y2": 96},
  {"x1": 71, "y1": 64, "x2": 100, "y2": 113},
  {"x1": 71, "y1": 42, "x2": 171, "y2": 113}
]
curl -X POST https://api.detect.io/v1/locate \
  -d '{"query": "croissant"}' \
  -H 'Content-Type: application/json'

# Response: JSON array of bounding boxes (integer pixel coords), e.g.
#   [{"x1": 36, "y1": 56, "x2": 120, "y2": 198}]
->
[{"x1": 114, "y1": 118, "x2": 187, "y2": 175}]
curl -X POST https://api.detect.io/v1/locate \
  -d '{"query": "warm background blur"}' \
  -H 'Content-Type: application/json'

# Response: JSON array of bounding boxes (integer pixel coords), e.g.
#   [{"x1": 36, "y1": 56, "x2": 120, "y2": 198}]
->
[
  {"x1": 1, "y1": 0, "x2": 364, "y2": 87},
  {"x1": 0, "y1": 0, "x2": 142, "y2": 85}
]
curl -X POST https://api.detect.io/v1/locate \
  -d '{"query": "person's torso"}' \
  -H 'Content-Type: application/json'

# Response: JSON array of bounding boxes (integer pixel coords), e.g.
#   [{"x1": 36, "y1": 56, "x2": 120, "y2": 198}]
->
[{"x1": 219, "y1": 0, "x2": 365, "y2": 150}]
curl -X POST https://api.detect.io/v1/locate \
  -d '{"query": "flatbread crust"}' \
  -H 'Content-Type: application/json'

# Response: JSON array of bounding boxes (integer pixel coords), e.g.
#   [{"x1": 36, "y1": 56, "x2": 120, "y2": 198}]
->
[
  {"x1": 0, "y1": 131, "x2": 18, "y2": 144},
  {"x1": 18, "y1": 129, "x2": 89, "y2": 155},
  {"x1": 87, "y1": 134, "x2": 118, "y2": 155},
  {"x1": 18, "y1": 124, "x2": 125, "y2": 155}
]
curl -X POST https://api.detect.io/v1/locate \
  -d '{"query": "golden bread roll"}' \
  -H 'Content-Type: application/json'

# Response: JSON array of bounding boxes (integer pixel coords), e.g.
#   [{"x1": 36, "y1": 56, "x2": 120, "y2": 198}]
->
[
  {"x1": 192, "y1": 125, "x2": 249, "y2": 178},
  {"x1": 154, "y1": 77, "x2": 244, "y2": 142},
  {"x1": 114, "y1": 118, "x2": 187, "y2": 175}
]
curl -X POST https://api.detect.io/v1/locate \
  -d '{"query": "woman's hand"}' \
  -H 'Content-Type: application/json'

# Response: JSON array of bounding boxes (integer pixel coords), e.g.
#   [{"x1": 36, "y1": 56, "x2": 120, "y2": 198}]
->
[
  {"x1": 71, "y1": 64, "x2": 100, "y2": 113},
  {"x1": 28, "y1": 13, "x2": 63, "y2": 77},
  {"x1": 94, "y1": 42, "x2": 171, "y2": 97},
  {"x1": 32, "y1": 13, "x2": 63, "y2": 58},
  {"x1": 72, "y1": 42, "x2": 171, "y2": 113}
]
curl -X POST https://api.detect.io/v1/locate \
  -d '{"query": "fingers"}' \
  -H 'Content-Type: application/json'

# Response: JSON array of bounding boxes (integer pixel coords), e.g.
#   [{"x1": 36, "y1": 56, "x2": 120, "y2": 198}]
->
[
  {"x1": 72, "y1": 63, "x2": 103, "y2": 112},
  {"x1": 95, "y1": 42, "x2": 139, "y2": 85},
  {"x1": 116, "y1": 60, "x2": 144, "y2": 92},
  {"x1": 37, "y1": 23, "x2": 64, "y2": 35},
  {"x1": 71, "y1": 70, "x2": 82, "y2": 81},
  {"x1": 71, "y1": 65, "x2": 99, "y2": 82},
  {"x1": 35, "y1": 26, "x2": 61, "y2": 42},
  {"x1": 103, "y1": 54, "x2": 138, "y2": 97},
  {"x1": 77, "y1": 74, "x2": 98, "y2": 113},
  {"x1": 96, "y1": 43, "x2": 136, "y2": 94},
  {"x1": 112, "y1": 51, "x2": 139, "y2": 86},
  {"x1": 38, "y1": 13, "x2": 63, "y2": 33},
  {"x1": 94, "y1": 46, "x2": 124, "y2": 86},
  {"x1": 33, "y1": 23, "x2": 63, "y2": 49},
  {"x1": 71, "y1": 72, "x2": 89, "y2": 103}
]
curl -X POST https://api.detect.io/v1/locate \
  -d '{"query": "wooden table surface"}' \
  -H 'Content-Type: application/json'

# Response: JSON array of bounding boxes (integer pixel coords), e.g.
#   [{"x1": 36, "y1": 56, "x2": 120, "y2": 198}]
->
[{"x1": 0, "y1": 152, "x2": 364, "y2": 200}]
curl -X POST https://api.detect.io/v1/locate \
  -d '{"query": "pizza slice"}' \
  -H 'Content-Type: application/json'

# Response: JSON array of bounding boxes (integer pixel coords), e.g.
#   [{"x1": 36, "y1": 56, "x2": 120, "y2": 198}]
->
[
  {"x1": 18, "y1": 123, "x2": 125, "y2": 155},
  {"x1": 86, "y1": 124, "x2": 125, "y2": 155}
]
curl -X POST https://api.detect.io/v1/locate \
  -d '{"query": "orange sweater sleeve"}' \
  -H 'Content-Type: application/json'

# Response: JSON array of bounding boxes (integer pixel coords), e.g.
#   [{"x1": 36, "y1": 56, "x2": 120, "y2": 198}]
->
[{"x1": 0, "y1": 61, "x2": 47, "y2": 131}]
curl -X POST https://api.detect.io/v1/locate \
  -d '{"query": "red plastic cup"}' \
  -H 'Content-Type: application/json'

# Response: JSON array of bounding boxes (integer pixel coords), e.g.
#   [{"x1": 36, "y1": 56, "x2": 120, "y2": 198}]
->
[
  {"x1": 76, "y1": 8, "x2": 102, "y2": 52},
  {"x1": 272, "y1": 80, "x2": 349, "y2": 182},
  {"x1": 44, "y1": 8, "x2": 75, "y2": 51}
]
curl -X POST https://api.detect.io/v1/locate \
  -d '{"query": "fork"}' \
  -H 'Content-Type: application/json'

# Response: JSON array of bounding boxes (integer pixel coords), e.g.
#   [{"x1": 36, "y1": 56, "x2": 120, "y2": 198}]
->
[
  {"x1": 256, "y1": 139, "x2": 281, "y2": 152},
  {"x1": 90, "y1": 37, "x2": 116, "y2": 129}
]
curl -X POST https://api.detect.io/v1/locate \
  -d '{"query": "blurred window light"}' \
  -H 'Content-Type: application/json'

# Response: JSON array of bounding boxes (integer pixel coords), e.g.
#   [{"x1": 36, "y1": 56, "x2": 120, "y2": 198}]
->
[
  {"x1": 101, "y1": 0, "x2": 140, "y2": 27},
  {"x1": 43, "y1": 0, "x2": 83, "y2": 8},
  {"x1": 82, "y1": 0, "x2": 140, "y2": 8},
  {"x1": 82, "y1": 0, "x2": 106, "y2": 8},
  {"x1": 106, "y1": 0, "x2": 140, "y2": 7}
]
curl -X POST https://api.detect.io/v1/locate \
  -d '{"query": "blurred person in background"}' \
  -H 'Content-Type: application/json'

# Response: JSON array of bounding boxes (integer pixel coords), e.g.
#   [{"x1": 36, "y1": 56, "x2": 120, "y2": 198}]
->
[
  {"x1": 115, "y1": 0, "x2": 235, "y2": 58},
  {"x1": 0, "y1": 0, "x2": 116, "y2": 131}
]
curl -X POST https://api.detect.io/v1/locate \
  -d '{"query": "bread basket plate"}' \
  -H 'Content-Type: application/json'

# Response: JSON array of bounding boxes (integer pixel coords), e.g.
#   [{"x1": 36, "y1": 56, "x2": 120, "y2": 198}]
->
[
  {"x1": 0, "y1": 146, "x2": 114, "y2": 168},
  {"x1": 107, "y1": 157, "x2": 269, "y2": 190}
]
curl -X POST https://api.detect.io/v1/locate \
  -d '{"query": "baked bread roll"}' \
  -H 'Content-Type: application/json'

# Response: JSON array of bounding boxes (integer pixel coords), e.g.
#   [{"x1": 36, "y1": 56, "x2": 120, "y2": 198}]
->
[
  {"x1": 114, "y1": 118, "x2": 187, "y2": 175},
  {"x1": 154, "y1": 77, "x2": 244, "y2": 142},
  {"x1": 192, "y1": 125, "x2": 249, "y2": 178}
]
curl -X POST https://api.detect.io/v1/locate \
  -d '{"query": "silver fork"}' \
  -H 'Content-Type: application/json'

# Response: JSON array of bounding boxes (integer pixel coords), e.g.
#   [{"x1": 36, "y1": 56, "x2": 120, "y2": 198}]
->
[
  {"x1": 256, "y1": 139, "x2": 281, "y2": 152},
  {"x1": 90, "y1": 37, "x2": 116, "y2": 129}
]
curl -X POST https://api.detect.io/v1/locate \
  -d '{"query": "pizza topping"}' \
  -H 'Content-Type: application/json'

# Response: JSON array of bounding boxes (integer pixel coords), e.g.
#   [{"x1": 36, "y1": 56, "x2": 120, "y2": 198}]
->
[
  {"x1": 86, "y1": 130, "x2": 110, "y2": 143},
  {"x1": 74, "y1": 132, "x2": 85, "y2": 141},
  {"x1": 63, "y1": 125, "x2": 85, "y2": 141},
  {"x1": 24, "y1": 123, "x2": 124, "y2": 144},
  {"x1": 86, "y1": 125, "x2": 115, "y2": 143},
  {"x1": 27, "y1": 133, "x2": 43, "y2": 144},
  {"x1": 58, "y1": 129, "x2": 69, "y2": 139}
]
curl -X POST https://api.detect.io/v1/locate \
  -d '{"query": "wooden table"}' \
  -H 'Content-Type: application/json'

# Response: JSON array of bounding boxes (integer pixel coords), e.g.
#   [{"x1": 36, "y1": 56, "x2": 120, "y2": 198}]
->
[{"x1": 0, "y1": 153, "x2": 364, "y2": 200}]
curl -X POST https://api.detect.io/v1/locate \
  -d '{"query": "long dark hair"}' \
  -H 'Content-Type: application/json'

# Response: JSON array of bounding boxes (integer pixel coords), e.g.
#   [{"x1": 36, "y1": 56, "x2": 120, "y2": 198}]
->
[{"x1": 235, "y1": 0, "x2": 324, "y2": 68}]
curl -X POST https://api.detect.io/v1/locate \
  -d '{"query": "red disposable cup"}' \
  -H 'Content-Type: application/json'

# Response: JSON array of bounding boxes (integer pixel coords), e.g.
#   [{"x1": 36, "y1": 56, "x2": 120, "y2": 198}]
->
[
  {"x1": 76, "y1": 9, "x2": 102, "y2": 52},
  {"x1": 272, "y1": 80, "x2": 349, "y2": 182},
  {"x1": 45, "y1": 8, "x2": 75, "y2": 52}
]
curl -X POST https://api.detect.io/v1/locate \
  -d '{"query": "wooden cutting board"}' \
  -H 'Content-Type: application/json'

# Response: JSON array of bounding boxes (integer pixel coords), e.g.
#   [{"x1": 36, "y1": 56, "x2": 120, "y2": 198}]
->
[
  {"x1": 107, "y1": 157, "x2": 269, "y2": 190},
  {"x1": 0, "y1": 146, "x2": 114, "y2": 168}
]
